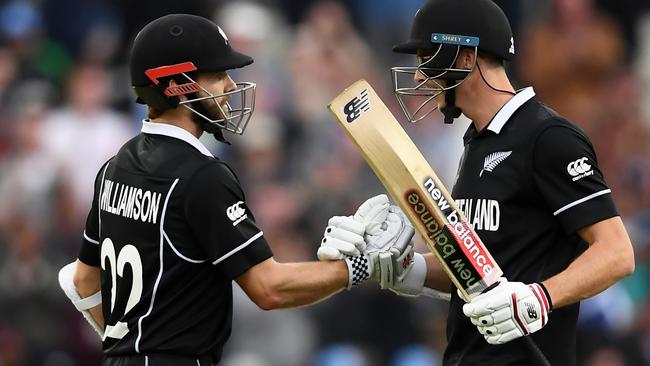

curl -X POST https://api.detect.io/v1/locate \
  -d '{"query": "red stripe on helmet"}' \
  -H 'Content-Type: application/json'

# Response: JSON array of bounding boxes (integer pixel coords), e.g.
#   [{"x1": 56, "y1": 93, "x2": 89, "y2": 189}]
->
[{"x1": 145, "y1": 62, "x2": 198, "y2": 85}]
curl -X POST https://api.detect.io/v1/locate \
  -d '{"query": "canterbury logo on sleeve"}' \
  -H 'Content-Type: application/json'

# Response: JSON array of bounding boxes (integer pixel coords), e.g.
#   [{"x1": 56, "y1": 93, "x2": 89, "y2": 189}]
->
[
  {"x1": 567, "y1": 157, "x2": 593, "y2": 181},
  {"x1": 226, "y1": 201, "x2": 247, "y2": 226}
]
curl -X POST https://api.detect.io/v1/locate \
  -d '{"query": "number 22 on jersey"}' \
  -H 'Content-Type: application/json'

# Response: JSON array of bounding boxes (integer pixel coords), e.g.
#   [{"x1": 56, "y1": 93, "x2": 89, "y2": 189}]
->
[{"x1": 101, "y1": 238, "x2": 143, "y2": 340}]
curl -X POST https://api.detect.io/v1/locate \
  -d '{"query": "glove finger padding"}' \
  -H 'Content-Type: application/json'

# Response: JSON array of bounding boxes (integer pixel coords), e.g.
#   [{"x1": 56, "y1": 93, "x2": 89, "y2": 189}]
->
[
  {"x1": 318, "y1": 216, "x2": 367, "y2": 261},
  {"x1": 354, "y1": 194, "x2": 390, "y2": 235},
  {"x1": 319, "y1": 234, "x2": 361, "y2": 259},
  {"x1": 328, "y1": 216, "x2": 366, "y2": 236},
  {"x1": 317, "y1": 245, "x2": 346, "y2": 261},
  {"x1": 324, "y1": 226, "x2": 366, "y2": 251}
]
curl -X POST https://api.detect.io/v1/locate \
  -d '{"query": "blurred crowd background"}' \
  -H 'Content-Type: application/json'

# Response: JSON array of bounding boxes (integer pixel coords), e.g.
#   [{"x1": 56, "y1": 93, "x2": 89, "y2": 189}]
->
[{"x1": 0, "y1": 0, "x2": 649, "y2": 365}]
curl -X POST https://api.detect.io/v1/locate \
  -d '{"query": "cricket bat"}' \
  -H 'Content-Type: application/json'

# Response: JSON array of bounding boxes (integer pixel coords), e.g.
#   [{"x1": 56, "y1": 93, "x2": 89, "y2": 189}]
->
[
  {"x1": 328, "y1": 79, "x2": 501, "y2": 301},
  {"x1": 328, "y1": 79, "x2": 550, "y2": 366}
]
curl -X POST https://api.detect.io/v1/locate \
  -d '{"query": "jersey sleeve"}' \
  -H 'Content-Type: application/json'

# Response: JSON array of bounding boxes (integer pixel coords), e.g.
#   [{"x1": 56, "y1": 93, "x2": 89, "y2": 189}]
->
[
  {"x1": 532, "y1": 124, "x2": 618, "y2": 233},
  {"x1": 78, "y1": 161, "x2": 111, "y2": 267},
  {"x1": 184, "y1": 162, "x2": 273, "y2": 279}
]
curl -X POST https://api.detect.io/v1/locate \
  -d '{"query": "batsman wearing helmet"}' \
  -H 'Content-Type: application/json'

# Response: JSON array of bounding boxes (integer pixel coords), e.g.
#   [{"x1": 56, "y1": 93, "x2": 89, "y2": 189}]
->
[
  {"x1": 324, "y1": 0, "x2": 635, "y2": 365},
  {"x1": 393, "y1": 0, "x2": 634, "y2": 364},
  {"x1": 57, "y1": 14, "x2": 415, "y2": 366}
]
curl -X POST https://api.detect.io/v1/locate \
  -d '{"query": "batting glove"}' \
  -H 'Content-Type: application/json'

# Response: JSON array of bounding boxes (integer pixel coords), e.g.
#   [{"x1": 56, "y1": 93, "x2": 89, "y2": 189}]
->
[
  {"x1": 317, "y1": 194, "x2": 389, "y2": 261},
  {"x1": 387, "y1": 252, "x2": 451, "y2": 301},
  {"x1": 58, "y1": 262, "x2": 104, "y2": 337},
  {"x1": 318, "y1": 196, "x2": 416, "y2": 290},
  {"x1": 317, "y1": 216, "x2": 367, "y2": 260},
  {"x1": 463, "y1": 280, "x2": 552, "y2": 345},
  {"x1": 318, "y1": 212, "x2": 412, "y2": 290},
  {"x1": 353, "y1": 194, "x2": 390, "y2": 235},
  {"x1": 365, "y1": 206, "x2": 415, "y2": 289}
]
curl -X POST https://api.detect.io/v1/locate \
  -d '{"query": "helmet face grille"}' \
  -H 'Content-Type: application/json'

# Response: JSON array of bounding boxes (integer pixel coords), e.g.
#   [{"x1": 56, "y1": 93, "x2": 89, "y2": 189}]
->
[
  {"x1": 391, "y1": 42, "x2": 475, "y2": 123},
  {"x1": 178, "y1": 75, "x2": 257, "y2": 135}
]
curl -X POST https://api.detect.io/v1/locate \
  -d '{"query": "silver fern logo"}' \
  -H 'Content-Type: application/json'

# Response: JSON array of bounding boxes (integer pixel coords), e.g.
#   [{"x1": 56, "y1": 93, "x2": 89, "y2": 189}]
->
[{"x1": 480, "y1": 151, "x2": 512, "y2": 177}]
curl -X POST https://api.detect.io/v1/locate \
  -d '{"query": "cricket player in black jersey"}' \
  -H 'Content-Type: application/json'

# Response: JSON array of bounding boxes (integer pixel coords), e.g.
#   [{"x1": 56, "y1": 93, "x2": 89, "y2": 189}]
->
[
  {"x1": 57, "y1": 14, "x2": 416, "y2": 366},
  {"x1": 365, "y1": 0, "x2": 634, "y2": 365}
]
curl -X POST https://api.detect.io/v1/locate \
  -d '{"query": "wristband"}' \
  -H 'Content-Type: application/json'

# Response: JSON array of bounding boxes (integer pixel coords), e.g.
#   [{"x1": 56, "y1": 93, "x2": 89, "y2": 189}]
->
[
  {"x1": 537, "y1": 282, "x2": 553, "y2": 312},
  {"x1": 344, "y1": 254, "x2": 371, "y2": 289}
]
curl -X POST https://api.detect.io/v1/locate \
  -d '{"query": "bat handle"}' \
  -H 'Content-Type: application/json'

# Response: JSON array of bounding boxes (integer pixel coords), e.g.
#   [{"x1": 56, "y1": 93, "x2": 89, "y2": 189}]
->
[
  {"x1": 481, "y1": 280, "x2": 551, "y2": 366},
  {"x1": 522, "y1": 337, "x2": 551, "y2": 366}
]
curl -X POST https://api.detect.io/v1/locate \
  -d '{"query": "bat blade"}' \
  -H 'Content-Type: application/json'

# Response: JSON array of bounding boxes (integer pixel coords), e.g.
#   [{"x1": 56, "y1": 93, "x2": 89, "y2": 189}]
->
[{"x1": 328, "y1": 79, "x2": 502, "y2": 301}]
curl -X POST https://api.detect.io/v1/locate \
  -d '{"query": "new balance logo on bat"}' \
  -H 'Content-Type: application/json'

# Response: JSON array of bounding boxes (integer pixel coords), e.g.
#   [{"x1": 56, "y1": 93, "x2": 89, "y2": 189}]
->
[
  {"x1": 343, "y1": 89, "x2": 370, "y2": 123},
  {"x1": 480, "y1": 151, "x2": 512, "y2": 177}
]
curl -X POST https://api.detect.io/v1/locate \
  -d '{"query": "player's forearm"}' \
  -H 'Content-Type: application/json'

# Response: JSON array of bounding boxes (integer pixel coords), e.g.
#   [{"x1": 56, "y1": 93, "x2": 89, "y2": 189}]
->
[
  {"x1": 74, "y1": 260, "x2": 101, "y2": 298},
  {"x1": 246, "y1": 259, "x2": 349, "y2": 310},
  {"x1": 422, "y1": 253, "x2": 453, "y2": 292},
  {"x1": 542, "y1": 218, "x2": 634, "y2": 309},
  {"x1": 73, "y1": 260, "x2": 105, "y2": 329},
  {"x1": 268, "y1": 260, "x2": 349, "y2": 308},
  {"x1": 88, "y1": 305, "x2": 105, "y2": 329}
]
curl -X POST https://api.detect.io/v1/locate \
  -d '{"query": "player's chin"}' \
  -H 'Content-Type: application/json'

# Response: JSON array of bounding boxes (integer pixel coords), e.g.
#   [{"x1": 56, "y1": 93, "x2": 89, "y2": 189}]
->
[
  {"x1": 435, "y1": 94, "x2": 446, "y2": 110},
  {"x1": 205, "y1": 104, "x2": 230, "y2": 120}
]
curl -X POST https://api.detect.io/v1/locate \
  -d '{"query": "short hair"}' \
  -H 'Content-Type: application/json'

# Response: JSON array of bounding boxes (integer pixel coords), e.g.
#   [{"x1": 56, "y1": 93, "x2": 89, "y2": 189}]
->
[{"x1": 478, "y1": 51, "x2": 505, "y2": 68}]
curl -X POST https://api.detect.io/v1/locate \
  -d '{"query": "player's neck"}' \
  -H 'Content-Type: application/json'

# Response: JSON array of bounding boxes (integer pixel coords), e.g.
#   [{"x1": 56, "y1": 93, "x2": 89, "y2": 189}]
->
[
  {"x1": 151, "y1": 109, "x2": 203, "y2": 138},
  {"x1": 461, "y1": 73, "x2": 514, "y2": 132}
]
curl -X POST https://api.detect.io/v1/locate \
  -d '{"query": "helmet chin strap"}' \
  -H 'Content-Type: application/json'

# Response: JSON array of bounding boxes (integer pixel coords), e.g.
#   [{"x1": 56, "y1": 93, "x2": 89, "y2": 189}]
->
[
  {"x1": 439, "y1": 58, "x2": 514, "y2": 124},
  {"x1": 441, "y1": 89, "x2": 462, "y2": 124},
  {"x1": 477, "y1": 59, "x2": 515, "y2": 96}
]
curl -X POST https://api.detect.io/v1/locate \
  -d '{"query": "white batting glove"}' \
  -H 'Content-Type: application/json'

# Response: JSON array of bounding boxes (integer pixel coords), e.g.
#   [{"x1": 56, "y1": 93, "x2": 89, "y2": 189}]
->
[
  {"x1": 317, "y1": 194, "x2": 390, "y2": 261},
  {"x1": 317, "y1": 216, "x2": 367, "y2": 260},
  {"x1": 318, "y1": 196, "x2": 415, "y2": 289},
  {"x1": 463, "y1": 280, "x2": 552, "y2": 345},
  {"x1": 353, "y1": 194, "x2": 390, "y2": 235},
  {"x1": 318, "y1": 215, "x2": 375, "y2": 289},
  {"x1": 387, "y1": 252, "x2": 452, "y2": 301},
  {"x1": 343, "y1": 208, "x2": 416, "y2": 290},
  {"x1": 365, "y1": 206, "x2": 415, "y2": 289},
  {"x1": 58, "y1": 262, "x2": 104, "y2": 337}
]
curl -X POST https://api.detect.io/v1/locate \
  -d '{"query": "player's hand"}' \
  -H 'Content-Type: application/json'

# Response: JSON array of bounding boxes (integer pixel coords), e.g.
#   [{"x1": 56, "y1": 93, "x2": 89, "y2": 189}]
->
[
  {"x1": 317, "y1": 196, "x2": 416, "y2": 290},
  {"x1": 341, "y1": 207, "x2": 415, "y2": 289},
  {"x1": 386, "y1": 252, "x2": 452, "y2": 301},
  {"x1": 317, "y1": 194, "x2": 389, "y2": 261},
  {"x1": 353, "y1": 194, "x2": 390, "y2": 236},
  {"x1": 317, "y1": 216, "x2": 366, "y2": 260},
  {"x1": 463, "y1": 280, "x2": 552, "y2": 344},
  {"x1": 365, "y1": 206, "x2": 416, "y2": 289}
]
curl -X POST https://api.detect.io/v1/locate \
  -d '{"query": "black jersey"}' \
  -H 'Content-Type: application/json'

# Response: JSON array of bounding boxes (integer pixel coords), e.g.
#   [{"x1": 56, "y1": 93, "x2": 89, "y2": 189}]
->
[
  {"x1": 78, "y1": 121, "x2": 272, "y2": 362},
  {"x1": 443, "y1": 88, "x2": 618, "y2": 366}
]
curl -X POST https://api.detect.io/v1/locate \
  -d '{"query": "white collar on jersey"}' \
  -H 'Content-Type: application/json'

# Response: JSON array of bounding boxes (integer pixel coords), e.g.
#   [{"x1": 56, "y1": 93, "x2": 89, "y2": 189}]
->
[
  {"x1": 141, "y1": 120, "x2": 214, "y2": 158},
  {"x1": 486, "y1": 87, "x2": 536, "y2": 134}
]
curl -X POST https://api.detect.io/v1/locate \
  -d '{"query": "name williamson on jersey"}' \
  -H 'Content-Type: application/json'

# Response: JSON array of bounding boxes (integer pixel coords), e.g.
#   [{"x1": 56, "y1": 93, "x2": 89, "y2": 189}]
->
[{"x1": 100, "y1": 179, "x2": 162, "y2": 224}]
